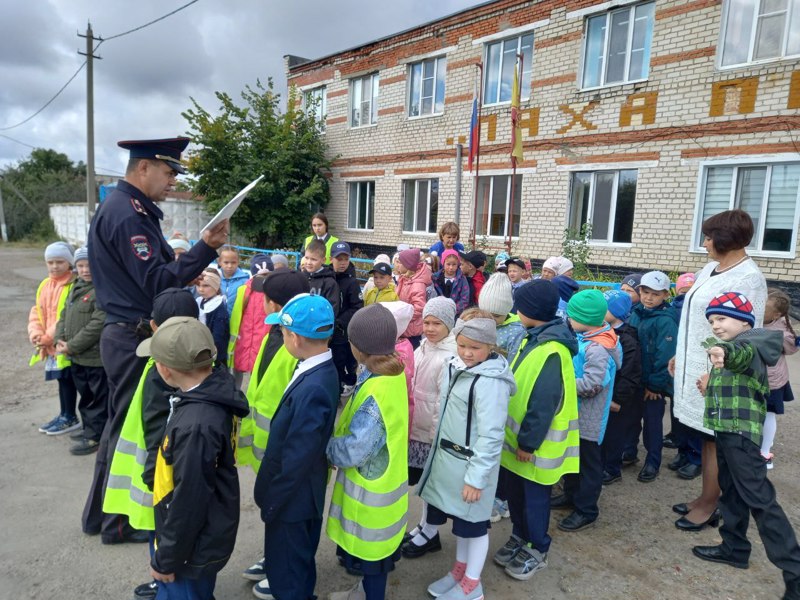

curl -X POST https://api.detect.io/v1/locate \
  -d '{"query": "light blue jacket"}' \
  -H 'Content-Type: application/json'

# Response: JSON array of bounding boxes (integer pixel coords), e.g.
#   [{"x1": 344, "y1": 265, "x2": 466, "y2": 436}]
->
[
  {"x1": 573, "y1": 325, "x2": 622, "y2": 444},
  {"x1": 220, "y1": 268, "x2": 250, "y2": 317},
  {"x1": 418, "y1": 353, "x2": 516, "y2": 522}
]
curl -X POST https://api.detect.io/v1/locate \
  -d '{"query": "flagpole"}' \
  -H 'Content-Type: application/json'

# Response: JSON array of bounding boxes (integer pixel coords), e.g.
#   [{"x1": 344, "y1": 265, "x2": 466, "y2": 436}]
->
[
  {"x1": 470, "y1": 62, "x2": 483, "y2": 249},
  {"x1": 507, "y1": 53, "x2": 523, "y2": 254}
]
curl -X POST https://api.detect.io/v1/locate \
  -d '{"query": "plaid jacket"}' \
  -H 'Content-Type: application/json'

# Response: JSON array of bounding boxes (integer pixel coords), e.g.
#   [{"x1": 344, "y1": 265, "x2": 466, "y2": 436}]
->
[{"x1": 704, "y1": 328, "x2": 783, "y2": 447}]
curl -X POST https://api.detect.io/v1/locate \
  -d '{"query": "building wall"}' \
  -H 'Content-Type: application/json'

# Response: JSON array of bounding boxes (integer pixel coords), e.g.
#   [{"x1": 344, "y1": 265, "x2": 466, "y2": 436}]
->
[{"x1": 287, "y1": 0, "x2": 800, "y2": 281}]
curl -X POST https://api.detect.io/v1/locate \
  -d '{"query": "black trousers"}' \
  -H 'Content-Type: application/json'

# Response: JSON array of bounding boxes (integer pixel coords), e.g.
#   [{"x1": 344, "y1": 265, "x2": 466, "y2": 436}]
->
[
  {"x1": 716, "y1": 432, "x2": 800, "y2": 586},
  {"x1": 603, "y1": 403, "x2": 641, "y2": 476},
  {"x1": 505, "y1": 468, "x2": 552, "y2": 553},
  {"x1": 331, "y1": 339, "x2": 357, "y2": 390},
  {"x1": 564, "y1": 438, "x2": 603, "y2": 520},
  {"x1": 82, "y1": 323, "x2": 148, "y2": 539},
  {"x1": 71, "y1": 364, "x2": 109, "y2": 442},
  {"x1": 264, "y1": 518, "x2": 322, "y2": 600}
]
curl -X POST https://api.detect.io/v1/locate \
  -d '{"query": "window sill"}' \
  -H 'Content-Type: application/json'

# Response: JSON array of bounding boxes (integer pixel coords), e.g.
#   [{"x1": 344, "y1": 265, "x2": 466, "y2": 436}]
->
[
  {"x1": 401, "y1": 231, "x2": 438, "y2": 236},
  {"x1": 717, "y1": 54, "x2": 800, "y2": 72},
  {"x1": 588, "y1": 241, "x2": 633, "y2": 249},
  {"x1": 408, "y1": 112, "x2": 444, "y2": 121},
  {"x1": 349, "y1": 123, "x2": 378, "y2": 130},
  {"x1": 578, "y1": 78, "x2": 648, "y2": 94},
  {"x1": 689, "y1": 248, "x2": 796, "y2": 260},
  {"x1": 482, "y1": 99, "x2": 531, "y2": 109}
]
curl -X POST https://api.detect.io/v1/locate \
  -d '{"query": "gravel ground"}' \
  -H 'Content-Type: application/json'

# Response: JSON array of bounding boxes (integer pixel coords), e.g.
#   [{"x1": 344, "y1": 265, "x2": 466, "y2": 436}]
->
[{"x1": 1, "y1": 245, "x2": 798, "y2": 600}]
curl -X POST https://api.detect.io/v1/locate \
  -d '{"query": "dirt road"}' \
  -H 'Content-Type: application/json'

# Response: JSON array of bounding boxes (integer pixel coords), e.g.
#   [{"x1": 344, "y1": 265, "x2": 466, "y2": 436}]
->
[{"x1": 1, "y1": 245, "x2": 798, "y2": 600}]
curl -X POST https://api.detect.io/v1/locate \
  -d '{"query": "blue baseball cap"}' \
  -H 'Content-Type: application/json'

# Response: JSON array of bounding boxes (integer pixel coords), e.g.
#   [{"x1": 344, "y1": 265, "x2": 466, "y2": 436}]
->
[
  {"x1": 265, "y1": 293, "x2": 334, "y2": 339},
  {"x1": 331, "y1": 241, "x2": 351, "y2": 257}
]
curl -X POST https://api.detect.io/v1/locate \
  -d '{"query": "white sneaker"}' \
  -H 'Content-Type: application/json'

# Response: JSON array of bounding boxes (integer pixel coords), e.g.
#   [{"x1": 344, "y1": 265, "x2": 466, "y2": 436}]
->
[
  {"x1": 490, "y1": 498, "x2": 510, "y2": 523},
  {"x1": 253, "y1": 578, "x2": 274, "y2": 600},
  {"x1": 428, "y1": 573, "x2": 459, "y2": 597},
  {"x1": 329, "y1": 581, "x2": 365, "y2": 600},
  {"x1": 242, "y1": 557, "x2": 266, "y2": 581}
]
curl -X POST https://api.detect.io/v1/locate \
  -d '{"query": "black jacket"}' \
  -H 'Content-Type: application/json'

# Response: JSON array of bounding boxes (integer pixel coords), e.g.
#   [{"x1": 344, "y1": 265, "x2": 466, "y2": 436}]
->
[
  {"x1": 334, "y1": 264, "x2": 364, "y2": 342},
  {"x1": 141, "y1": 365, "x2": 175, "y2": 491},
  {"x1": 612, "y1": 322, "x2": 643, "y2": 408},
  {"x1": 308, "y1": 266, "x2": 341, "y2": 318},
  {"x1": 151, "y1": 368, "x2": 249, "y2": 578},
  {"x1": 254, "y1": 358, "x2": 339, "y2": 525}
]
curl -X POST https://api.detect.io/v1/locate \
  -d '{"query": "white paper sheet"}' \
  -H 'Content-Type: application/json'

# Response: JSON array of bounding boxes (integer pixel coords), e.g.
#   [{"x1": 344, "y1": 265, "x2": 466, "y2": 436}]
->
[{"x1": 200, "y1": 174, "x2": 265, "y2": 233}]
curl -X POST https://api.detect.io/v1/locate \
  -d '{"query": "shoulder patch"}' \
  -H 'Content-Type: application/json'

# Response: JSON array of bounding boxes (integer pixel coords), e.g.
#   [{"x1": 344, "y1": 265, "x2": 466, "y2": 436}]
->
[
  {"x1": 130, "y1": 235, "x2": 153, "y2": 261},
  {"x1": 130, "y1": 197, "x2": 148, "y2": 215}
]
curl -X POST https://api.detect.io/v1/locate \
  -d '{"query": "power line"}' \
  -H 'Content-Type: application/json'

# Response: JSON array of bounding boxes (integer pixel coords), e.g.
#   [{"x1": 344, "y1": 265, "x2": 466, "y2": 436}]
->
[
  {"x1": 0, "y1": 133, "x2": 38, "y2": 149},
  {"x1": 0, "y1": 0, "x2": 201, "y2": 132}
]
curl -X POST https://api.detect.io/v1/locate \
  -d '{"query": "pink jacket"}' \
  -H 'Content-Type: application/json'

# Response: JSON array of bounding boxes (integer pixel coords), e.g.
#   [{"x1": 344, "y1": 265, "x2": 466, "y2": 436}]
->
[
  {"x1": 766, "y1": 318, "x2": 798, "y2": 390},
  {"x1": 233, "y1": 280, "x2": 270, "y2": 373},
  {"x1": 395, "y1": 263, "x2": 432, "y2": 338},
  {"x1": 28, "y1": 272, "x2": 74, "y2": 360},
  {"x1": 396, "y1": 337, "x2": 415, "y2": 436}
]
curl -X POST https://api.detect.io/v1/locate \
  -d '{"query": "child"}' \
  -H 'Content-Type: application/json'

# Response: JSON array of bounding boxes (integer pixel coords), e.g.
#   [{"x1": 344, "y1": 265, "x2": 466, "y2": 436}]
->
[
  {"x1": 363, "y1": 254, "x2": 393, "y2": 298},
  {"x1": 551, "y1": 275, "x2": 579, "y2": 322},
  {"x1": 196, "y1": 268, "x2": 229, "y2": 366},
  {"x1": 600, "y1": 290, "x2": 643, "y2": 484},
  {"x1": 494, "y1": 252, "x2": 509, "y2": 274},
  {"x1": 364, "y1": 263, "x2": 399, "y2": 305},
  {"x1": 136, "y1": 317, "x2": 248, "y2": 599},
  {"x1": 103, "y1": 287, "x2": 199, "y2": 600},
  {"x1": 382, "y1": 301, "x2": 416, "y2": 431},
  {"x1": 626, "y1": 271, "x2": 678, "y2": 483},
  {"x1": 504, "y1": 257, "x2": 528, "y2": 295},
  {"x1": 479, "y1": 273, "x2": 527, "y2": 522},
  {"x1": 553, "y1": 290, "x2": 620, "y2": 531},
  {"x1": 228, "y1": 253, "x2": 272, "y2": 388},
  {"x1": 418, "y1": 311, "x2": 515, "y2": 600},
  {"x1": 271, "y1": 254, "x2": 290, "y2": 270},
  {"x1": 433, "y1": 249, "x2": 470, "y2": 315},
  {"x1": 403, "y1": 297, "x2": 457, "y2": 559},
  {"x1": 395, "y1": 248, "x2": 433, "y2": 349},
  {"x1": 331, "y1": 242, "x2": 364, "y2": 397},
  {"x1": 761, "y1": 288, "x2": 798, "y2": 468},
  {"x1": 302, "y1": 212, "x2": 339, "y2": 263},
  {"x1": 217, "y1": 246, "x2": 251, "y2": 317},
  {"x1": 493, "y1": 280, "x2": 579, "y2": 581},
  {"x1": 672, "y1": 272, "x2": 696, "y2": 317},
  {"x1": 303, "y1": 239, "x2": 341, "y2": 316},
  {"x1": 54, "y1": 246, "x2": 109, "y2": 455},
  {"x1": 429, "y1": 221, "x2": 465, "y2": 257},
  {"x1": 619, "y1": 273, "x2": 642, "y2": 307},
  {"x1": 255, "y1": 294, "x2": 339, "y2": 600},
  {"x1": 459, "y1": 251, "x2": 487, "y2": 306},
  {"x1": 692, "y1": 292, "x2": 800, "y2": 600},
  {"x1": 327, "y1": 304, "x2": 409, "y2": 600},
  {"x1": 168, "y1": 237, "x2": 191, "y2": 260},
  {"x1": 29, "y1": 241, "x2": 79, "y2": 435},
  {"x1": 539, "y1": 257, "x2": 560, "y2": 280},
  {"x1": 556, "y1": 258, "x2": 574, "y2": 278},
  {"x1": 617, "y1": 272, "x2": 643, "y2": 465}
]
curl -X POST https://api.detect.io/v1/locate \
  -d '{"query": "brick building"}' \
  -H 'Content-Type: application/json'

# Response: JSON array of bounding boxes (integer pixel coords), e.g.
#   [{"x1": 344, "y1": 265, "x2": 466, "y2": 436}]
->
[{"x1": 285, "y1": 0, "x2": 800, "y2": 283}]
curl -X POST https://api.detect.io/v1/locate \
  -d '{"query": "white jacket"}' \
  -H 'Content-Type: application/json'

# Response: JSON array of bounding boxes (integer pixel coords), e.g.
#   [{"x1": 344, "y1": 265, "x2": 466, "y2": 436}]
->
[{"x1": 410, "y1": 332, "x2": 457, "y2": 444}]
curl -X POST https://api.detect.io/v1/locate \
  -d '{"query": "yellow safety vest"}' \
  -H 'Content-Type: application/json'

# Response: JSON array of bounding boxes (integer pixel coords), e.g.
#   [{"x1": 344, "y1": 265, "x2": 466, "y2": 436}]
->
[
  {"x1": 503, "y1": 313, "x2": 521, "y2": 326},
  {"x1": 304, "y1": 234, "x2": 339, "y2": 263},
  {"x1": 227, "y1": 284, "x2": 248, "y2": 368},
  {"x1": 103, "y1": 359, "x2": 156, "y2": 530},
  {"x1": 237, "y1": 332, "x2": 298, "y2": 471},
  {"x1": 29, "y1": 278, "x2": 73, "y2": 369},
  {"x1": 326, "y1": 373, "x2": 409, "y2": 561},
  {"x1": 500, "y1": 339, "x2": 580, "y2": 485}
]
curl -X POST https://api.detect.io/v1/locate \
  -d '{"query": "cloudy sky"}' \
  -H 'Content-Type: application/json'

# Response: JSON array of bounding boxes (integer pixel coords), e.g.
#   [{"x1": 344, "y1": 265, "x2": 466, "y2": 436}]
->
[{"x1": 0, "y1": 0, "x2": 485, "y2": 176}]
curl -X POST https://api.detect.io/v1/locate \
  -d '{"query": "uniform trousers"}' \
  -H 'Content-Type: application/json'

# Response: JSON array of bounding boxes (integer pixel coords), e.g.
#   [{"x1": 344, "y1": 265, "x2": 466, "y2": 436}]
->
[
  {"x1": 264, "y1": 518, "x2": 322, "y2": 600},
  {"x1": 71, "y1": 364, "x2": 109, "y2": 442},
  {"x1": 155, "y1": 573, "x2": 216, "y2": 600},
  {"x1": 563, "y1": 438, "x2": 603, "y2": 520},
  {"x1": 504, "y1": 468, "x2": 551, "y2": 553},
  {"x1": 331, "y1": 340, "x2": 357, "y2": 391},
  {"x1": 603, "y1": 404, "x2": 640, "y2": 477}
]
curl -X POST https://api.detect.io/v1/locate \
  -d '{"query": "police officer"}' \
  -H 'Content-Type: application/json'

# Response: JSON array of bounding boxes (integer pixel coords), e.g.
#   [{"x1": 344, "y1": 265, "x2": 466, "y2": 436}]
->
[{"x1": 82, "y1": 137, "x2": 230, "y2": 544}]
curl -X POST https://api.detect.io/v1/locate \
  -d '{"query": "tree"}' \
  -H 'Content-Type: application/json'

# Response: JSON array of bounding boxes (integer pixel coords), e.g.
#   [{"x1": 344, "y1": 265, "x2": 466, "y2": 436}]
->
[
  {"x1": 0, "y1": 149, "x2": 85, "y2": 240},
  {"x1": 183, "y1": 79, "x2": 331, "y2": 248}
]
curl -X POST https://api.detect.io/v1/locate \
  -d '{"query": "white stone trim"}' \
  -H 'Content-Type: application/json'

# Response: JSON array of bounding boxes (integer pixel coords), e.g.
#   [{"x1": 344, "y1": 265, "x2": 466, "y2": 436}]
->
[
  {"x1": 680, "y1": 153, "x2": 800, "y2": 167},
  {"x1": 394, "y1": 171, "x2": 452, "y2": 180},
  {"x1": 555, "y1": 160, "x2": 658, "y2": 171},
  {"x1": 296, "y1": 80, "x2": 334, "y2": 93},
  {"x1": 566, "y1": 0, "x2": 641, "y2": 20},
  {"x1": 470, "y1": 167, "x2": 538, "y2": 176},
  {"x1": 398, "y1": 46, "x2": 458, "y2": 65},
  {"x1": 471, "y1": 20, "x2": 550, "y2": 46}
]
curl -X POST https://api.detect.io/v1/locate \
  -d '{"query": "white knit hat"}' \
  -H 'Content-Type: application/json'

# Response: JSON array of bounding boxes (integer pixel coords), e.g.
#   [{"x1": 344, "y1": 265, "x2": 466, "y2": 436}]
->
[
  {"x1": 479, "y1": 272, "x2": 514, "y2": 316},
  {"x1": 381, "y1": 301, "x2": 414, "y2": 340}
]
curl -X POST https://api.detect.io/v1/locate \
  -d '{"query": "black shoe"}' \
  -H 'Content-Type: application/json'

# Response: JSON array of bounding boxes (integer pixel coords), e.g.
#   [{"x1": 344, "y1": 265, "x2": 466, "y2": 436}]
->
[
  {"x1": 401, "y1": 531, "x2": 442, "y2": 558},
  {"x1": 550, "y1": 493, "x2": 574, "y2": 510},
  {"x1": 677, "y1": 462, "x2": 702, "y2": 480},
  {"x1": 637, "y1": 464, "x2": 658, "y2": 483},
  {"x1": 402, "y1": 523, "x2": 421, "y2": 544},
  {"x1": 558, "y1": 511, "x2": 596, "y2": 532},
  {"x1": 102, "y1": 529, "x2": 150, "y2": 545},
  {"x1": 691, "y1": 545, "x2": 748, "y2": 569},
  {"x1": 784, "y1": 581, "x2": 800, "y2": 600},
  {"x1": 133, "y1": 581, "x2": 158, "y2": 600},
  {"x1": 675, "y1": 509, "x2": 721, "y2": 532},
  {"x1": 70, "y1": 437, "x2": 99, "y2": 456},
  {"x1": 663, "y1": 434, "x2": 677, "y2": 449},
  {"x1": 668, "y1": 453, "x2": 689, "y2": 471},
  {"x1": 602, "y1": 470, "x2": 621, "y2": 485},
  {"x1": 69, "y1": 429, "x2": 86, "y2": 441},
  {"x1": 672, "y1": 503, "x2": 690, "y2": 516},
  {"x1": 621, "y1": 454, "x2": 639, "y2": 467}
]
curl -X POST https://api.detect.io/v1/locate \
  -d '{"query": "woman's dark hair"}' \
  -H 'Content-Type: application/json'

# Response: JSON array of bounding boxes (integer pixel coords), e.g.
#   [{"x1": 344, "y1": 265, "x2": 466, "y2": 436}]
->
[
  {"x1": 701, "y1": 209, "x2": 754, "y2": 253},
  {"x1": 311, "y1": 212, "x2": 329, "y2": 231}
]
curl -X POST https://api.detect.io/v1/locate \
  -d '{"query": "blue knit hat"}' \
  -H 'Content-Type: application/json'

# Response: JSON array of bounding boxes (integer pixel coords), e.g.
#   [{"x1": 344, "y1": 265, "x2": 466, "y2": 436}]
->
[
  {"x1": 705, "y1": 292, "x2": 755, "y2": 327},
  {"x1": 603, "y1": 289, "x2": 632, "y2": 321}
]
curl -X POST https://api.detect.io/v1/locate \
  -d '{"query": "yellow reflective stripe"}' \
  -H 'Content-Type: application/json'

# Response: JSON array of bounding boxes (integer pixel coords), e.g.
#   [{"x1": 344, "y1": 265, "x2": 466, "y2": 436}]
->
[
  {"x1": 335, "y1": 469, "x2": 408, "y2": 508},
  {"x1": 327, "y1": 502, "x2": 407, "y2": 543},
  {"x1": 106, "y1": 474, "x2": 153, "y2": 508}
]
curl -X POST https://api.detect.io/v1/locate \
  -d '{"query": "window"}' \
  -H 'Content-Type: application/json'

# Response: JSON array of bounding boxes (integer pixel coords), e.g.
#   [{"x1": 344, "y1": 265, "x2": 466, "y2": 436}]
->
[
  {"x1": 695, "y1": 163, "x2": 800, "y2": 254},
  {"x1": 484, "y1": 34, "x2": 533, "y2": 105},
  {"x1": 720, "y1": 0, "x2": 800, "y2": 67},
  {"x1": 303, "y1": 86, "x2": 326, "y2": 130},
  {"x1": 402, "y1": 179, "x2": 439, "y2": 233},
  {"x1": 408, "y1": 57, "x2": 446, "y2": 117},
  {"x1": 569, "y1": 170, "x2": 637, "y2": 244},
  {"x1": 348, "y1": 181, "x2": 375, "y2": 230},
  {"x1": 350, "y1": 73, "x2": 379, "y2": 127},
  {"x1": 475, "y1": 175, "x2": 522, "y2": 237},
  {"x1": 581, "y1": 2, "x2": 655, "y2": 89}
]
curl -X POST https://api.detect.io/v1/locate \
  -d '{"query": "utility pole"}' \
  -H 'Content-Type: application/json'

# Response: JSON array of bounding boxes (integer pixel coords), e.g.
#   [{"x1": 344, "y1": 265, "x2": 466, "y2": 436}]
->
[
  {"x1": 0, "y1": 180, "x2": 7, "y2": 242},
  {"x1": 78, "y1": 23, "x2": 102, "y2": 218}
]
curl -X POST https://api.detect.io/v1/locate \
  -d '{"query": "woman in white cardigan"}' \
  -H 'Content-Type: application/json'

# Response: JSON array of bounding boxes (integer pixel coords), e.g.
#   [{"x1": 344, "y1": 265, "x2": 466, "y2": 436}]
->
[{"x1": 669, "y1": 210, "x2": 767, "y2": 530}]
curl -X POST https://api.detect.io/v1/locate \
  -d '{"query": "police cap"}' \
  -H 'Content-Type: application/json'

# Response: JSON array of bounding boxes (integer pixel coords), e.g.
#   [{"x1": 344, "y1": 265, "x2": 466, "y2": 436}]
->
[{"x1": 118, "y1": 137, "x2": 190, "y2": 174}]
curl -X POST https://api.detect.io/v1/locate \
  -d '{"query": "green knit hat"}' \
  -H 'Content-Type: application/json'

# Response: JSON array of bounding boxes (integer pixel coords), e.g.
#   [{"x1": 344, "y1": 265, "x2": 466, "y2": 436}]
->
[{"x1": 567, "y1": 289, "x2": 608, "y2": 327}]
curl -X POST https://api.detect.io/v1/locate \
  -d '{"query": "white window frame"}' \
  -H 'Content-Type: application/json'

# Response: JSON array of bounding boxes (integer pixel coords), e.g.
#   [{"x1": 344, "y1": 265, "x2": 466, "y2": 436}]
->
[
  {"x1": 718, "y1": 0, "x2": 800, "y2": 69},
  {"x1": 402, "y1": 179, "x2": 439, "y2": 234},
  {"x1": 349, "y1": 73, "x2": 379, "y2": 128},
  {"x1": 347, "y1": 181, "x2": 375, "y2": 231},
  {"x1": 579, "y1": 1, "x2": 655, "y2": 91},
  {"x1": 303, "y1": 86, "x2": 327, "y2": 131},
  {"x1": 568, "y1": 169, "x2": 638, "y2": 246},
  {"x1": 475, "y1": 175, "x2": 522, "y2": 239},
  {"x1": 482, "y1": 34, "x2": 533, "y2": 106},
  {"x1": 691, "y1": 157, "x2": 800, "y2": 258},
  {"x1": 407, "y1": 57, "x2": 446, "y2": 118}
]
